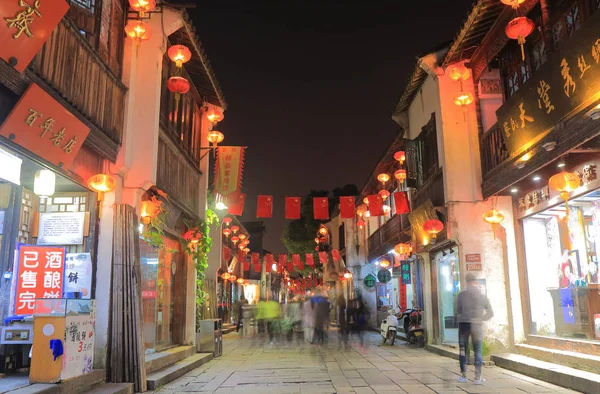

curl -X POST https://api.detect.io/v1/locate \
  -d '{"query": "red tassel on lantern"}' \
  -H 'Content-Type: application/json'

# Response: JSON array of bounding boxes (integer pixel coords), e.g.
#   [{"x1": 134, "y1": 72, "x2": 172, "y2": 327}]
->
[{"x1": 505, "y1": 17, "x2": 535, "y2": 60}]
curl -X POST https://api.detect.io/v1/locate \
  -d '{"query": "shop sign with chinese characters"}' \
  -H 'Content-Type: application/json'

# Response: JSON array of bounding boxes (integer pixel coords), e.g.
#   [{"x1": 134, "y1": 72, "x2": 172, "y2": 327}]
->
[
  {"x1": 519, "y1": 186, "x2": 551, "y2": 213},
  {"x1": 0, "y1": 83, "x2": 90, "y2": 169},
  {"x1": 61, "y1": 302, "x2": 95, "y2": 380},
  {"x1": 15, "y1": 244, "x2": 66, "y2": 316},
  {"x1": 496, "y1": 10, "x2": 600, "y2": 156},
  {"x1": 0, "y1": 0, "x2": 70, "y2": 73}
]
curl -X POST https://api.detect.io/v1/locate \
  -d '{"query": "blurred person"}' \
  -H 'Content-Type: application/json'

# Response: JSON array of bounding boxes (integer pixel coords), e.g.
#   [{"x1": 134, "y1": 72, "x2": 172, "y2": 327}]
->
[
  {"x1": 236, "y1": 296, "x2": 248, "y2": 333},
  {"x1": 312, "y1": 287, "x2": 330, "y2": 345},
  {"x1": 456, "y1": 273, "x2": 493, "y2": 385},
  {"x1": 303, "y1": 295, "x2": 315, "y2": 343},
  {"x1": 337, "y1": 294, "x2": 349, "y2": 350},
  {"x1": 348, "y1": 294, "x2": 368, "y2": 347},
  {"x1": 286, "y1": 296, "x2": 303, "y2": 345},
  {"x1": 259, "y1": 299, "x2": 281, "y2": 345}
]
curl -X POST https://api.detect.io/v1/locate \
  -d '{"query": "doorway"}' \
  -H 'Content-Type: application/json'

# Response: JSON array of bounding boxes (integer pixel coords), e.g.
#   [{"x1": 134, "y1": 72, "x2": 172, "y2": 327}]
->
[{"x1": 435, "y1": 250, "x2": 460, "y2": 343}]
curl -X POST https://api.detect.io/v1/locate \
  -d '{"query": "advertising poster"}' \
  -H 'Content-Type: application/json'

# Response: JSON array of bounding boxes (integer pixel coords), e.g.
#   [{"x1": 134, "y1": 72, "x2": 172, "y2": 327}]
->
[
  {"x1": 61, "y1": 313, "x2": 95, "y2": 380},
  {"x1": 64, "y1": 253, "x2": 92, "y2": 299}
]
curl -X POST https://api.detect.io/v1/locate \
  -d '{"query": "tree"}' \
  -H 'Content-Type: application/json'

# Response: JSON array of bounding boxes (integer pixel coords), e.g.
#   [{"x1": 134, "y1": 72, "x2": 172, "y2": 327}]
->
[{"x1": 281, "y1": 185, "x2": 359, "y2": 254}]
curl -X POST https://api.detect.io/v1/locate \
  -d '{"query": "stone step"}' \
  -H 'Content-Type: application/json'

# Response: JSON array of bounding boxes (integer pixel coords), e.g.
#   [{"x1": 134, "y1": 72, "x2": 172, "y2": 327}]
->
[
  {"x1": 5, "y1": 370, "x2": 107, "y2": 394},
  {"x1": 80, "y1": 383, "x2": 133, "y2": 394},
  {"x1": 515, "y1": 343, "x2": 600, "y2": 374},
  {"x1": 146, "y1": 353, "x2": 213, "y2": 391},
  {"x1": 144, "y1": 346, "x2": 195, "y2": 375},
  {"x1": 4, "y1": 384, "x2": 58, "y2": 394},
  {"x1": 492, "y1": 353, "x2": 600, "y2": 394}
]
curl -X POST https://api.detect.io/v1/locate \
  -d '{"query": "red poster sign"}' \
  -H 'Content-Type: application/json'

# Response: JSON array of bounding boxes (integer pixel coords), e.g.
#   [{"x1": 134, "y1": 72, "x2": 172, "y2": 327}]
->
[
  {"x1": 0, "y1": 0, "x2": 70, "y2": 73},
  {"x1": 16, "y1": 245, "x2": 66, "y2": 315},
  {"x1": 399, "y1": 280, "x2": 407, "y2": 310},
  {"x1": 0, "y1": 83, "x2": 90, "y2": 169}
]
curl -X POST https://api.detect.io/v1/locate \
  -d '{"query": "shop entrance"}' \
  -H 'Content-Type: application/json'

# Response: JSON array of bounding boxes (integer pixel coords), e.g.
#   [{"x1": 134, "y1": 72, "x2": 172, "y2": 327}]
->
[{"x1": 434, "y1": 250, "x2": 460, "y2": 343}]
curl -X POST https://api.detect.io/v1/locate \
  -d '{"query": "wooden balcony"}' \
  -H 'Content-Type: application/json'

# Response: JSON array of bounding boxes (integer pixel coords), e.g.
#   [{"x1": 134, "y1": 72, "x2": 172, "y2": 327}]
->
[
  {"x1": 368, "y1": 213, "x2": 411, "y2": 261},
  {"x1": 413, "y1": 167, "x2": 444, "y2": 209},
  {"x1": 479, "y1": 122, "x2": 509, "y2": 181}
]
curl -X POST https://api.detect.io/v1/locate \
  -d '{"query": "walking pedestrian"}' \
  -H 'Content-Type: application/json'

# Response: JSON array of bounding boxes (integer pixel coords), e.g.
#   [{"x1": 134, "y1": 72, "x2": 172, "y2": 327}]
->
[
  {"x1": 456, "y1": 272, "x2": 493, "y2": 385},
  {"x1": 312, "y1": 287, "x2": 330, "y2": 344},
  {"x1": 236, "y1": 296, "x2": 248, "y2": 333},
  {"x1": 302, "y1": 295, "x2": 315, "y2": 343},
  {"x1": 337, "y1": 294, "x2": 349, "y2": 350}
]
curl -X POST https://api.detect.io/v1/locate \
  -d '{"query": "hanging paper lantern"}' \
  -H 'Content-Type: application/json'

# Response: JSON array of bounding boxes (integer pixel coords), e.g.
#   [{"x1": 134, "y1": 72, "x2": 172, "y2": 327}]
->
[
  {"x1": 453, "y1": 92, "x2": 474, "y2": 107},
  {"x1": 229, "y1": 275, "x2": 237, "y2": 282},
  {"x1": 33, "y1": 170, "x2": 55, "y2": 197},
  {"x1": 357, "y1": 219, "x2": 365, "y2": 229},
  {"x1": 243, "y1": 248, "x2": 250, "y2": 253},
  {"x1": 238, "y1": 244, "x2": 244, "y2": 250},
  {"x1": 87, "y1": 174, "x2": 116, "y2": 196},
  {"x1": 379, "y1": 190, "x2": 390, "y2": 201},
  {"x1": 549, "y1": 171, "x2": 581, "y2": 213},
  {"x1": 223, "y1": 217, "x2": 232, "y2": 226},
  {"x1": 394, "y1": 242, "x2": 412, "y2": 255},
  {"x1": 343, "y1": 270, "x2": 353, "y2": 279},
  {"x1": 319, "y1": 237, "x2": 328, "y2": 244},
  {"x1": 319, "y1": 227, "x2": 328, "y2": 235},
  {"x1": 167, "y1": 76, "x2": 190, "y2": 102},
  {"x1": 363, "y1": 197, "x2": 369, "y2": 204},
  {"x1": 231, "y1": 225, "x2": 239, "y2": 233},
  {"x1": 383, "y1": 205, "x2": 391, "y2": 214},
  {"x1": 207, "y1": 130, "x2": 224, "y2": 147},
  {"x1": 394, "y1": 169, "x2": 407, "y2": 182},
  {"x1": 223, "y1": 228, "x2": 232, "y2": 237},
  {"x1": 449, "y1": 65, "x2": 471, "y2": 81},
  {"x1": 236, "y1": 277, "x2": 245, "y2": 284},
  {"x1": 129, "y1": 0, "x2": 156, "y2": 16},
  {"x1": 377, "y1": 173, "x2": 390, "y2": 184},
  {"x1": 379, "y1": 259, "x2": 391, "y2": 268},
  {"x1": 483, "y1": 209, "x2": 505, "y2": 239},
  {"x1": 183, "y1": 229, "x2": 202, "y2": 244},
  {"x1": 356, "y1": 204, "x2": 368, "y2": 217},
  {"x1": 501, "y1": 0, "x2": 525, "y2": 9},
  {"x1": 364, "y1": 211, "x2": 371, "y2": 218},
  {"x1": 315, "y1": 246, "x2": 319, "y2": 251},
  {"x1": 124, "y1": 20, "x2": 152, "y2": 42},
  {"x1": 423, "y1": 219, "x2": 444, "y2": 243},
  {"x1": 221, "y1": 272, "x2": 231, "y2": 281},
  {"x1": 505, "y1": 17, "x2": 535, "y2": 60},
  {"x1": 231, "y1": 236, "x2": 240, "y2": 245},
  {"x1": 139, "y1": 200, "x2": 157, "y2": 225},
  {"x1": 239, "y1": 234, "x2": 248, "y2": 240},
  {"x1": 206, "y1": 108, "x2": 224, "y2": 124},
  {"x1": 168, "y1": 44, "x2": 192, "y2": 68},
  {"x1": 394, "y1": 151, "x2": 406, "y2": 163},
  {"x1": 314, "y1": 237, "x2": 320, "y2": 244}
]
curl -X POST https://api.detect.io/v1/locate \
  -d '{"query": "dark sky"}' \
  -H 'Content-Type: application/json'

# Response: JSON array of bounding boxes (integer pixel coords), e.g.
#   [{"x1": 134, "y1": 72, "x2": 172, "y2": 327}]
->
[{"x1": 190, "y1": 0, "x2": 474, "y2": 253}]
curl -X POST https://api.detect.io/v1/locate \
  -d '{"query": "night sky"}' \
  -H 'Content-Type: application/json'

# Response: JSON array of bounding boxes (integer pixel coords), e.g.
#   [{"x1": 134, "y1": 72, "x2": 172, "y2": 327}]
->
[{"x1": 190, "y1": 0, "x2": 475, "y2": 253}]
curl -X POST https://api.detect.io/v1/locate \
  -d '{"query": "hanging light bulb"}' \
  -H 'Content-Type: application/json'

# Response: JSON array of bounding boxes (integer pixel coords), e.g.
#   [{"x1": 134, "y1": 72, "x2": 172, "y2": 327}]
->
[{"x1": 34, "y1": 169, "x2": 55, "y2": 196}]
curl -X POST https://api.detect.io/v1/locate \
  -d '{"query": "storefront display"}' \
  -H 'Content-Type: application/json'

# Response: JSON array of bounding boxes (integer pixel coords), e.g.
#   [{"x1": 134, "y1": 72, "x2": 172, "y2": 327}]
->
[
  {"x1": 434, "y1": 249, "x2": 460, "y2": 343},
  {"x1": 523, "y1": 189, "x2": 600, "y2": 342}
]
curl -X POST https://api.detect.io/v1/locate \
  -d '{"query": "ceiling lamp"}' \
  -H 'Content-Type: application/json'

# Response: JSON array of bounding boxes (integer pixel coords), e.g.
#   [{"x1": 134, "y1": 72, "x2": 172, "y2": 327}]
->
[
  {"x1": 379, "y1": 190, "x2": 390, "y2": 201},
  {"x1": 393, "y1": 151, "x2": 406, "y2": 164},
  {"x1": 207, "y1": 130, "x2": 224, "y2": 148},
  {"x1": 206, "y1": 108, "x2": 224, "y2": 124},
  {"x1": 223, "y1": 228, "x2": 232, "y2": 237},
  {"x1": 483, "y1": 208, "x2": 505, "y2": 238},
  {"x1": 231, "y1": 236, "x2": 240, "y2": 245},
  {"x1": 501, "y1": 0, "x2": 525, "y2": 9},
  {"x1": 167, "y1": 45, "x2": 192, "y2": 68},
  {"x1": 34, "y1": 169, "x2": 55, "y2": 197},
  {"x1": 394, "y1": 169, "x2": 407, "y2": 183},
  {"x1": 423, "y1": 219, "x2": 444, "y2": 244},
  {"x1": 221, "y1": 272, "x2": 231, "y2": 281},
  {"x1": 357, "y1": 219, "x2": 365, "y2": 229},
  {"x1": 129, "y1": 0, "x2": 156, "y2": 17},
  {"x1": 379, "y1": 259, "x2": 391, "y2": 269},
  {"x1": 167, "y1": 76, "x2": 190, "y2": 103},
  {"x1": 449, "y1": 65, "x2": 471, "y2": 81},
  {"x1": 505, "y1": 17, "x2": 535, "y2": 60},
  {"x1": 454, "y1": 92, "x2": 474, "y2": 107},
  {"x1": 139, "y1": 200, "x2": 156, "y2": 225},
  {"x1": 377, "y1": 173, "x2": 390, "y2": 184},
  {"x1": 124, "y1": 20, "x2": 152, "y2": 43},
  {"x1": 549, "y1": 171, "x2": 581, "y2": 214}
]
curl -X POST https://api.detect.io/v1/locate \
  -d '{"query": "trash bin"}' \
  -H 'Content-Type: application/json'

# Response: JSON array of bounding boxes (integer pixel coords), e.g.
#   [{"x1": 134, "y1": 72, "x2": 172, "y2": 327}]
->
[{"x1": 196, "y1": 319, "x2": 222, "y2": 357}]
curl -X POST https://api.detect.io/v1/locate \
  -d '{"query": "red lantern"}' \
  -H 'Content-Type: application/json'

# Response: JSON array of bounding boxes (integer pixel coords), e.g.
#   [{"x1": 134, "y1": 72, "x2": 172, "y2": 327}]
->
[
  {"x1": 505, "y1": 17, "x2": 535, "y2": 61},
  {"x1": 231, "y1": 236, "x2": 240, "y2": 245},
  {"x1": 223, "y1": 217, "x2": 232, "y2": 226},
  {"x1": 231, "y1": 225, "x2": 239, "y2": 234},
  {"x1": 357, "y1": 219, "x2": 365, "y2": 229},
  {"x1": 129, "y1": 0, "x2": 156, "y2": 17},
  {"x1": 168, "y1": 44, "x2": 191, "y2": 68},
  {"x1": 124, "y1": 20, "x2": 152, "y2": 43},
  {"x1": 223, "y1": 228, "x2": 232, "y2": 237},
  {"x1": 183, "y1": 229, "x2": 201, "y2": 244},
  {"x1": 423, "y1": 219, "x2": 444, "y2": 244},
  {"x1": 394, "y1": 151, "x2": 406, "y2": 164},
  {"x1": 167, "y1": 76, "x2": 190, "y2": 102},
  {"x1": 378, "y1": 190, "x2": 390, "y2": 201},
  {"x1": 206, "y1": 108, "x2": 224, "y2": 124},
  {"x1": 394, "y1": 169, "x2": 407, "y2": 182},
  {"x1": 319, "y1": 237, "x2": 328, "y2": 244}
]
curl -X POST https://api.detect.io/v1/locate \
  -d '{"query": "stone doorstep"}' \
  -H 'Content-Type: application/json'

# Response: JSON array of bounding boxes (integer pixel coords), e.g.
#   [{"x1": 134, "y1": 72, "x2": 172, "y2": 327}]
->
[
  {"x1": 146, "y1": 353, "x2": 213, "y2": 391},
  {"x1": 144, "y1": 346, "x2": 196, "y2": 375},
  {"x1": 515, "y1": 343, "x2": 600, "y2": 373},
  {"x1": 5, "y1": 370, "x2": 107, "y2": 394},
  {"x1": 425, "y1": 344, "x2": 495, "y2": 366},
  {"x1": 79, "y1": 383, "x2": 133, "y2": 394},
  {"x1": 492, "y1": 353, "x2": 600, "y2": 394}
]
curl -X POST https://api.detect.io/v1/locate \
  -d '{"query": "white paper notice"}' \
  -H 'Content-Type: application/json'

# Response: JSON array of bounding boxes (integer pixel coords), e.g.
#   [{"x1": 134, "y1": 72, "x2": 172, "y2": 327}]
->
[{"x1": 37, "y1": 212, "x2": 85, "y2": 246}]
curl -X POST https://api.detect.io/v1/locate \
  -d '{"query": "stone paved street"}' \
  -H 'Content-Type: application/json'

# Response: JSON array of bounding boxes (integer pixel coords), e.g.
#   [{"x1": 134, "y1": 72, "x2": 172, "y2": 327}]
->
[{"x1": 151, "y1": 329, "x2": 581, "y2": 394}]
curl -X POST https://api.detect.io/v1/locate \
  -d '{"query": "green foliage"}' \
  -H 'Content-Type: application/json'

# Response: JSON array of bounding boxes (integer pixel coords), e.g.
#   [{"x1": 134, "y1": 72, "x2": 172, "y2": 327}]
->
[{"x1": 141, "y1": 189, "x2": 178, "y2": 254}]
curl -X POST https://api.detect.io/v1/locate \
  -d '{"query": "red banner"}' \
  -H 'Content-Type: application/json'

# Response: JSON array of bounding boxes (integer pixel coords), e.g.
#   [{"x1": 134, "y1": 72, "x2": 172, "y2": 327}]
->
[
  {"x1": 265, "y1": 254, "x2": 274, "y2": 266},
  {"x1": 367, "y1": 194, "x2": 384, "y2": 216},
  {"x1": 227, "y1": 192, "x2": 246, "y2": 216},
  {"x1": 313, "y1": 197, "x2": 329, "y2": 220},
  {"x1": 332, "y1": 249, "x2": 341, "y2": 262},
  {"x1": 287, "y1": 263, "x2": 294, "y2": 272},
  {"x1": 256, "y1": 195, "x2": 273, "y2": 218},
  {"x1": 339, "y1": 196, "x2": 355, "y2": 219},
  {"x1": 15, "y1": 245, "x2": 66, "y2": 315},
  {"x1": 0, "y1": 1, "x2": 70, "y2": 73},
  {"x1": 223, "y1": 247, "x2": 231, "y2": 262},
  {"x1": 253, "y1": 264, "x2": 261, "y2": 273},
  {"x1": 251, "y1": 253, "x2": 260, "y2": 265},
  {"x1": 285, "y1": 197, "x2": 301, "y2": 219},
  {"x1": 0, "y1": 84, "x2": 90, "y2": 169},
  {"x1": 393, "y1": 191, "x2": 411, "y2": 214},
  {"x1": 318, "y1": 251, "x2": 329, "y2": 264},
  {"x1": 237, "y1": 250, "x2": 245, "y2": 262},
  {"x1": 400, "y1": 281, "x2": 407, "y2": 310},
  {"x1": 278, "y1": 254, "x2": 287, "y2": 267},
  {"x1": 214, "y1": 146, "x2": 245, "y2": 196},
  {"x1": 243, "y1": 262, "x2": 250, "y2": 271},
  {"x1": 305, "y1": 253, "x2": 315, "y2": 267}
]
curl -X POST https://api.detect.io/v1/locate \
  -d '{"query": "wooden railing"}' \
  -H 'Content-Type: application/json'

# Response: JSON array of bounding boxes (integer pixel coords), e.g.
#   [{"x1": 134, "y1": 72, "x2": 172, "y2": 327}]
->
[
  {"x1": 368, "y1": 214, "x2": 410, "y2": 260},
  {"x1": 29, "y1": 19, "x2": 126, "y2": 145},
  {"x1": 480, "y1": 122, "x2": 509, "y2": 179},
  {"x1": 413, "y1": 168, "x2": 444, "y2": 209}
]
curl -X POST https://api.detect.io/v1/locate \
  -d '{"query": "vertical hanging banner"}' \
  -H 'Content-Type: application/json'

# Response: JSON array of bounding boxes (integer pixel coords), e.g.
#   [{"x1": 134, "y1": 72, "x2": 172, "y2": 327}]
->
[
  {"x1": 285, "y1": 197, "x2": 302, "y2": 220},
  {"x1": 368, "y1": 194, "x2": 384, "y2": 216},
  {"x1": 214, "y1": 146, "x2": 245, "y2": 196},
  {"x1": 393, "y1": 192, "x2": 411, "y2": 214},
  {"x1": 265, "y1": 254, "x2": 274, "y2": 272},
  {"x1": 305, "y1": 253, "x2": 315, "y2": 267},
  {"x1": 251, "y1": 253, "x2": 260, "y2": 265},
  {"x1": 0, "y1": 0, "x2": 70, "y2": 73},
  {"x1": 256, "y1": 195, "x2": 273, "y2": 218},
  {"x1": 339, "y1": 196, "x2": 355, "y2": 219},
  {"x1": 313, "y1": 197, "x2": 329, "y2": 220},
  {"x1": 331, "y1": 249, "x2": 341, "y2": 262},
  {"x1": 318, "y1": 251, "x2": 329, "y2": 264},
  {"x1": 227, "y1": 192, "x2": 246, "y2": 216},
  {"x1": 292, "y1": 254, "x2": 303, "y2": 271}
]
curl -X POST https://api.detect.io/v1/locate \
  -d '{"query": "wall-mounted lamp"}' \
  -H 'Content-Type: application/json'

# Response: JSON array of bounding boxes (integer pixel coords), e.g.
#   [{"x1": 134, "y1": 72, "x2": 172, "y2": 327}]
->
[
  {"x1": 542, "y1": 141, "x2": 557, "y2": 151},
  {"x1": 586, "y1": 103, "x2": 600, "y2": 120},
  {"x1": 87, "y1": 174, "x2": 116, "y2": 201},
  {"x1": 33, "y1": 169, "x2": 55, "y2": 197},
  {"x1": 515, "y1": 151, "x2": 534, "y2": 169}
]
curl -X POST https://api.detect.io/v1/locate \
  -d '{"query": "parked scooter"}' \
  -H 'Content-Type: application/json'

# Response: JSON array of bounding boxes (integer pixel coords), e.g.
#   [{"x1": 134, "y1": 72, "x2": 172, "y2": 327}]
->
[
  {"x1": 380, "y1": 309, "x2": 399, "y2": 345},
  {"x1": 400, "y1": 308, "x2": 426, "y2": 347}
]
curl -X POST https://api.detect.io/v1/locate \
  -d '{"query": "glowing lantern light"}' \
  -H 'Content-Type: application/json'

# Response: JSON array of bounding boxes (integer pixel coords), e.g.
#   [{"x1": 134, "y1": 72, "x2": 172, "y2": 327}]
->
[
  {"x1": 364, "y1": 211, "x2": 371, "y2": 218},
  {"x1": 183, "y1": 229, "x2": 202, "y2": 244},
  {"x1": 129, "y1": 0, "x2": 156, "y2": 16},
  {"x1": 423, "y1": 219, "x2": 444, "y2": 244},
  {"x1": 483, "y1": 208, "x2": 505, "y2": 239},
  {"x1": 357, "y1": 219, "x2": 365, "y2": 229},
  {"x1": 394, "y1": 169, "x2": 407, "y2": 182},
  {"x1": 501, "y1": 0, "x2": 525, "y2": 9},
  {"x1": 383, "y1": 205, "x2": 391, "y2": 214},
  {"x1": 377, "y1": 173, "x2": 390, "y2": 184},
  {"x1": 394, "y1": 151, "x2": 406, "y2": 164},
  {"x1": 319, "y1": 237, "x2": 328, "y2": 244},
  {"x1": 453, "y1": 92, "x2": 474, "y2": 107},
  {"x1": 238, "y1": 244, "x2": 244, "y2": 250},
  {"x1": 34, "y1": 169, "x2": 55, "y2": 196},
  {"x1": 449, "y1": 65, "x2": 471, "y2": 81},
  {"x1": 315, "y1": 246, "x2": 319, "y2": 251},
  {"x1": 363, "y1": 197, "x2": 369, "y2": 204},
  {"x1": 87, "y1": 174, "x2": 116, "y2": 199},
  {"x1": 207, "y1": 130, "x2": 224, "y2": 148},
  {"x1": 231, "y1": 236, "x2": 240, "y2": 245},
  {"x1": 124, "y1": 20, "x2": 152, "y2": 43},
  {"x1": 139, "y1": 200, "x2": 156, "y2": 225},
  {"x1": 343, "y1": 270, "x2": 353, "y2": 279},
  {"x1": 394, "y1": 242, "x2": 412, "y2": 255},
  {"x1": 206, "y1": 108, "x2": 224, "y2": 124},
  {"x1": 505, "y1": 17, "x2": 535, "y2": 60},
  {"x1": 236, "y1": 277, "x2": 245, "y2": 284},
  {"x1": 549, "y1": 171, "x2": 581, "y2": 214},
  {"x1": 379, "y1": 259, "x2": 391, "y2": 269},
  {"x1": 243, "y1": 247, "x2": 250, "y2": 253},
  {"x1": 223, "y1": 217, "x2": 232, "y2": 226},
  {"x1": 231, "y1": 225, "x2": 239, "y2": 234},
  {"x1": 221, "y1": 272, "x2": 231, "y2": 281},
  {"x1": 319, "y1": 227, "x2": 328, "y2": 235},
  {"x1": 223, "y1": 228, "x2": 232, "y2": 237},
  {"x1": 315, "y1": 237, "x2": 320, "y2": 244},
  {"x1": 239, "y1": 234, "x2": 247, "y2": 241},
  {"x1": 356, "y1": 204, "x2": 367, "y2": 217},
  {"x1": 167, "y1": 76, "x2": 190, "y2": 103},
  {"x1": 379, "y1": 190, "x2": 390, "y2": 201},
  {"x1": 229, "y1": 275, "x2": 237, "y2": 282},
  {"x1": 167, "y1": 44, "x2": 192, "y2": 68}
]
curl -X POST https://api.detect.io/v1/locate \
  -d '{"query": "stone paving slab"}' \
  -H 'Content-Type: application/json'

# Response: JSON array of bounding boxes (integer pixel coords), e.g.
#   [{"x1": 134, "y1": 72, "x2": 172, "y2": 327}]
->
[{"x1": 151, "y1": 329, "x2": 583, "y2": 394}]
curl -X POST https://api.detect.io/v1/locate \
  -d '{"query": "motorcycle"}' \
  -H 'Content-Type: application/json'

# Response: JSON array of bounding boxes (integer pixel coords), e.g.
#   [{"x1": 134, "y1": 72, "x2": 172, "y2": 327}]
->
[
  {"x1": 400, "y1": 308, "x2": 426, "y2": 347},
  {"x1": 380, "y1": 309, "x2": 399, "y2": 345}
]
